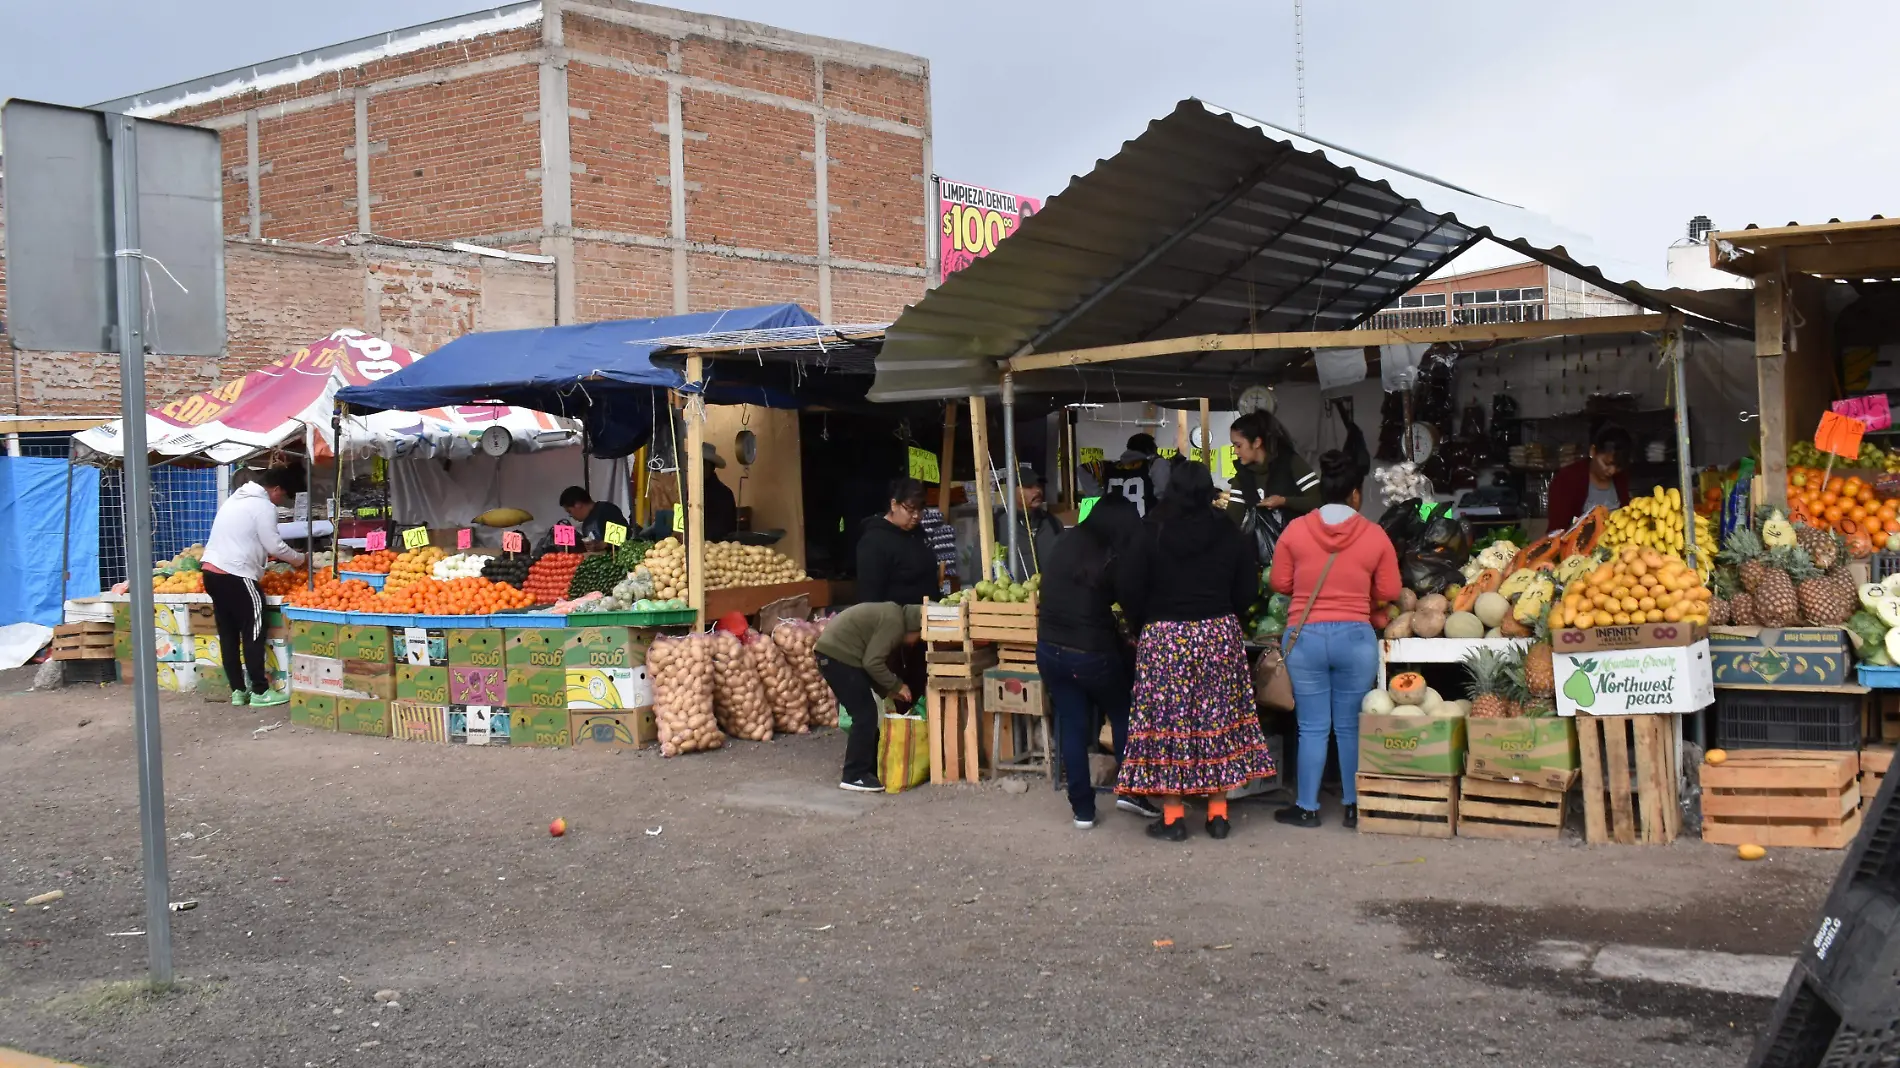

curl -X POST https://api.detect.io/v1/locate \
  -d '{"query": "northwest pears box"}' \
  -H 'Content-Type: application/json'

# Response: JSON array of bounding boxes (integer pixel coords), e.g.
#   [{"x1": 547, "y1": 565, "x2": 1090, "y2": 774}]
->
[
  {"x1": 335, "y1": 624, "x2": 392, "y2": 663},
  {"x1": 396, "y1": 665, "x2": 450, "y2": 704},
  {"x1": 1554, "y1": 641, "x2": 1714, "y2": 717},
  {"x1": 447, "y1": 629, "x2": 506, "y2": 668},
  {"x1": 291, "y1": 620, "x2": 339, "y2": 657},
  {"x1": 1708, "y1": 627, "x2": 1850, "y2": 687},
  {"x1": 1465, "y1": 719, "x2": 1580, "y2": 791},
  {"x1": 1358, "y1": 713, "x2": 1467, "y2": 777},
  {"x1": 507, "y1": 667, "x2": 568, "y2": 710},
  {"x1": 1553, "y1": 622, "x2": 1707, "y2": 654},
  {"x1": 336, "y1": 698, "x2": 391, "y2": 738},
  {"x1": 505, "y1": 628, "x2": 568, "y2": 670},
  {"x1": 290, "y1": 691, "x2": 338, "y2": 731},
  {"x1": 562, "y1": 626, "x2": 637, "y2": 669}
]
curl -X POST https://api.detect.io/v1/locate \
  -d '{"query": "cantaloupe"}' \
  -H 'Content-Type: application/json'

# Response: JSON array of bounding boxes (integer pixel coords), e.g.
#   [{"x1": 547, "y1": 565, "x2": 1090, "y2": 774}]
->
[
  {"x1": 1473, "y1": 592, "x2": 1510, "y2": 628},
  {"x1": 1388, "y1": 673, "x2": 1428, "y2": 705},
  {"x1": 1444, "y1": 611, "x2": 1485, "y2": 639}
]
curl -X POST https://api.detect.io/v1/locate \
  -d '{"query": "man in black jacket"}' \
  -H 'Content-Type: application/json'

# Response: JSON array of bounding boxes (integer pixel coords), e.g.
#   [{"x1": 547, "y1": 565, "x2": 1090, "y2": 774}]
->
[{"x1": 856, "y1": 477, "x2": 938, "y2": 605}]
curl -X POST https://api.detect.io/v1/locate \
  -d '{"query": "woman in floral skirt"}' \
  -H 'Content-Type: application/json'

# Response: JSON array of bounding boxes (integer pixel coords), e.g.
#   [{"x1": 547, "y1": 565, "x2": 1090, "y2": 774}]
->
[{"x1": 1117, "y1": 461, "x2": 1275, "y2": 841}]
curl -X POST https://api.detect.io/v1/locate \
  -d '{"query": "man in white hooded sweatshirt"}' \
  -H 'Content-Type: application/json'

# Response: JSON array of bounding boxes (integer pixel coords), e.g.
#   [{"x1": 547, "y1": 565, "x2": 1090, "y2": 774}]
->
[{"x1": 201, "y1": 469, "x2": 306, "y2": 707}]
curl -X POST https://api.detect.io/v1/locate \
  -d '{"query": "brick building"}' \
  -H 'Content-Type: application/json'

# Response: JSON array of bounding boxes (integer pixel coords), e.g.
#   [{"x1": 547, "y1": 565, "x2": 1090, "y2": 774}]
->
[
  {"x1": 0, "y1": 0, "x2": 932, "y2": 416},
  {"x1": 1365, "y1": 260, "x2": 1641, "y2": 330}
]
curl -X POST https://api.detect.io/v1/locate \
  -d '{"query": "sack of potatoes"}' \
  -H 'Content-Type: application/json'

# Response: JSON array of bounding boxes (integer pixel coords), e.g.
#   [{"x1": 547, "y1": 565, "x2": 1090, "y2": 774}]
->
[
  {"x1": 709, "y1": 631, "x2": 773, "y2": 742},
  {"x1": 647, "y1": 634, "x2": 726, "y2": 757},
  {"x1": 746, "y1": 629, "x2": 809, "y2": 734}
]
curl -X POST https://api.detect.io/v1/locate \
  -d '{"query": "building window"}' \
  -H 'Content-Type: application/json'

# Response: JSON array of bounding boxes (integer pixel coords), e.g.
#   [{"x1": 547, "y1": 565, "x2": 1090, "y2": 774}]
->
[{"x1": 1521, "y1": 287, "x2": 1544, "y2": 301}]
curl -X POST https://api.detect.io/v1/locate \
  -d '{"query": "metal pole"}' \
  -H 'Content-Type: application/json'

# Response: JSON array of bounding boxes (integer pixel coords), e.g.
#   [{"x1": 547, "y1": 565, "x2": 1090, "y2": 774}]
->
[
  {"x1": 1670, "y1": 331, "x2": 1699, "y2": 570},
  {"x1": 304, "y1": 422, "x2": 316, "y2": 591},
  {"x1": 1002, "y1": 373, "x2": 1020, "y2": 580},
  {"x1": 685, "y1": 356, "x2": 707, "y2": 627},
  {"x1": 330, "y1": 404, "x2": 344, "y2": 578},
  {"x1": 109, "y1": 111, "x2": 173, "y2": 986}
]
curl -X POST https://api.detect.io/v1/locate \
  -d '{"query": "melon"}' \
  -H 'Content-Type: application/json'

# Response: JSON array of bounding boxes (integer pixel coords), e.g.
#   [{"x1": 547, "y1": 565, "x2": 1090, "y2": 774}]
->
[
  {"x1": 1444, "y1": 611, "x2": 1485, "y2": 639},
  {"x1": 1473, "y1": 591, "x2": 1510, "y2": 628}
]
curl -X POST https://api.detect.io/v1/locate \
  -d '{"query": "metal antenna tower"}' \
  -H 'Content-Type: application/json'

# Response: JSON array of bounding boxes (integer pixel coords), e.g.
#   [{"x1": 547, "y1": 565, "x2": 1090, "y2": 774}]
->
[{"x1": 1294, "y1": 0, "x2": 1306, "y2": 132}]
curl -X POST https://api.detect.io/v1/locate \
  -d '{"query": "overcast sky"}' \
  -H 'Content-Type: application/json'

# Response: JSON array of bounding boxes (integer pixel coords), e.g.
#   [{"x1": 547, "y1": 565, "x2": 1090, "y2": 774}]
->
[{"x1": 6, "y1": 0, "x2": 1896, "y2": 286}]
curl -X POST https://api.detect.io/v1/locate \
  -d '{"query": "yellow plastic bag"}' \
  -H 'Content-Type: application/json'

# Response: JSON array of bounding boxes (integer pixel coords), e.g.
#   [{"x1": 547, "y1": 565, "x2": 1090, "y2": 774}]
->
[{"x1": 877, "y1": 711, "x2": 931, "y2": 793}]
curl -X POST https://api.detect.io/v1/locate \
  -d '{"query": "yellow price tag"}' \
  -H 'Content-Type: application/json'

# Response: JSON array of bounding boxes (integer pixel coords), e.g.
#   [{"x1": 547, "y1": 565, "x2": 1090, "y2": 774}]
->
[
  {"x1": 907, "y1": 446, "x2": 940, "y2": 483},
  {"x1": 1218, "y1": 445, "x2": 1237, "y2": 480},
  {"x1": 402, "y1": 526, "x2": 430, "y2": 550},
  {"x1": 603, "y1": 522, "x2": 627, "y2": 546},
  {"x1": 671, "y1": 506, "x2": 685, "y2": 534}
]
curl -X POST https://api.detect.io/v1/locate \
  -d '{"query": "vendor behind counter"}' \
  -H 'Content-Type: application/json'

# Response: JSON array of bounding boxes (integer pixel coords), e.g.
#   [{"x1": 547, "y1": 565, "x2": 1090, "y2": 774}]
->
[{"x1": 1544, "y1": 426, "x2": 1632, "y2": 530}]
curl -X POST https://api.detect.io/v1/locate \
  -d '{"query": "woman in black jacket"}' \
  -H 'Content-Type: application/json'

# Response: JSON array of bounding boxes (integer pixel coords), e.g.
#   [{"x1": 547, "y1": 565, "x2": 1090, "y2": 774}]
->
[
  {"x1": 1118, "y1": 461, "x2": 1276, "y2": 842},
  {"x1": 1035, "y1": 493, "x2": 1147, "y2": 829},
  {"x1": 855, "y1": 477, "x2": 939, "y2": 605}
]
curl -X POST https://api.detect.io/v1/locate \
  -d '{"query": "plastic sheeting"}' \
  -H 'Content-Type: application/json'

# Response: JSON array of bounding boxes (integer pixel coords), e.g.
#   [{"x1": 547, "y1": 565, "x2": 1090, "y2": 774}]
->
[
  {"x1": 0, "y1": 459, "x2": 101, "y2": 626},
  {"x1": 388, "y1": 449, "x2": 631, "y2": 548}
]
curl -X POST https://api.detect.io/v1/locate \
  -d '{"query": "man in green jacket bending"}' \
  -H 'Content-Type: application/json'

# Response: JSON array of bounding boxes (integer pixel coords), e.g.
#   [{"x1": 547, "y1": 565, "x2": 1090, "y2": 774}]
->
[{"x1": 815, "y1": 602, "x2": 923, "y2": 792}]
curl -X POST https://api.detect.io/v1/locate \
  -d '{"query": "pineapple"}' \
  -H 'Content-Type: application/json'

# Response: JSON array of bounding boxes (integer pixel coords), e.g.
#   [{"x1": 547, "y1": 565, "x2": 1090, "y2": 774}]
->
[
  {"x1": 1754, "y1": 545, "x2": 1804, "y2": 628},
  {"x1": 1463, "y1": 647, "x2": 1514, "y2": 719},
  {"x1": 1708, "y1": 568, "x2": 1738, "y2": 626},
  {"x1": 1722, "y1": 528, "x2": 1770, "y2": 595},
  {"x1": 1795, "y1": 524, "x2": 1841, "y2": 572},
  {"x1": 1793, "y1": 552, "x2": 1856, "y2": 626},
  {"x1": 1525, "y1": 618, "x2": 1555, "y2": 697},
  {"x1": 1729, "y1": 590, "x2": 1761, "y2": 626}
]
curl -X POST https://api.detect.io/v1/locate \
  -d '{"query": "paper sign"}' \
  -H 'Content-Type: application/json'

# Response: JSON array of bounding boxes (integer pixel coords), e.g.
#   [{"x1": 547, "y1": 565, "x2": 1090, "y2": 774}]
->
[
  {"x1": 456, "y1": 528, "x2": 472, "y2": 551},
  {"x1": 673, "y1": 507, "x2": 686, "y2": 534},
  {"x1": 1077, "y1": 496, "x2": 1101, "y2": 523},
  {"x1": 502, "y1": 531, "x2": 524, "y2": 554},
  {"x1": 1816, "y1": 410, "x2": 1866, "y2": 459},
  {"x1": 603, "y1": 522, "x2": 627, "y2": 546},
  {"x1": 554, "y1": 524, "x2": 577, "y2": 548},
  {"x1": 1078, "y1": 447, "x2": 1105, "y2": 466},
  {"x1": 365, "y1": 530, "x2": 387, "y2": 552},
  {"x1": 907, "y1": 446, "x2": 940, "y2": 484},
  {"x1": 402, "y1": 526, "x2": 429, "y2": 550},
  {"x1": 1833, "y1": 394, "x2": 1892, "y2": 432}
]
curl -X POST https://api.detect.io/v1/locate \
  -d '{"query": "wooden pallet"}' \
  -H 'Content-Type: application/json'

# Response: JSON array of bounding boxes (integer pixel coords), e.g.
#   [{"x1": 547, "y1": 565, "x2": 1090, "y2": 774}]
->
[
  {"x1": 51, "y1": 622, "x2": 115, "y2": 661},
  {"x1": 969, "y1": 597, "x2": 1037, "y2": 643},
  {"x1": 1457, "y1": 777, "x2": 1567, "y2": 841},
  {"x1": 1701, "y1": 749, "x2": 1862, "y2": 849},
  {"x1": 1863, "y1": 746, "x2": 1893, "y2": 808},
  {"x1": 1355, "y1": 774, "x2": 1457, "y2": 838},
  {"x1": 926, "y1": 678, "x2": 982, "y2": 785},
  {"x1": 1576, "y1": 713, "x2": 1679, "y2": 845}
]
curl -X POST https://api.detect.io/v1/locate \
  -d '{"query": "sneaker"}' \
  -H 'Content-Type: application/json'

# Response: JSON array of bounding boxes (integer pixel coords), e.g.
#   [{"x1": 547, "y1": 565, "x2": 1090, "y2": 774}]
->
[
  {"x1": 1073, "y1": 813, "x2": 1097, "y2": 830},
  {"x1": 1206, "y1": 816, "x2": 1231, "y2": 840},
  {"x1": 1274, "y1": 804, "x2": 1321, "y2": 829},
  {"x1": 229, "y1": 691, "x2": 250, "y2": 707},
  {"x1": 838, "y1": 775, "x2": 884, "y2": 793},
  {"x1": 1145, "y1": 819, "x2": 1189, "y2": 842},
  {"x1": 249, "y1": 688, "x2": 289, "y2": 708},
  {"x1": 1342, "y1": 803, "x2": 1359, "y2": 830},
  {"x1": 1116, "y1": 796, "x2": 1162, "y2": 819}
]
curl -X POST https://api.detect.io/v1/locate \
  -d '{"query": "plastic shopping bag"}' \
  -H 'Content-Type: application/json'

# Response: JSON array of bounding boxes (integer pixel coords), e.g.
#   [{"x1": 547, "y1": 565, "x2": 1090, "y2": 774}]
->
[{"x1": 877, "y1": 708, "x2": 931, "y2": 793}]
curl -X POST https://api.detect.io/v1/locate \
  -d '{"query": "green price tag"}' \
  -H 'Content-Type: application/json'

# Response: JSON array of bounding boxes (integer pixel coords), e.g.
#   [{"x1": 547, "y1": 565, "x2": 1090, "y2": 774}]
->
[
  {"x1": 1217, "y1": 445, "x2": 1237, "y2": 480},
  {"x1": 1078, "y1": 447, "x2": 1105, "y2": 466},
  {"x1": 672, "y1": 506, "x2": 685, "y2": 534},
  {"x1": 402, "y1": 526, "x2": 429, "y2": 550},
  {"x1": 907, "y1": 446, "x2": 940, "y2": 483},
  {"x1": 603, "y1": 522, "x2": 627, "y2": 546},
  {"x1": 1077, "y1": 496, "x2": 1101, "y2": 523}
]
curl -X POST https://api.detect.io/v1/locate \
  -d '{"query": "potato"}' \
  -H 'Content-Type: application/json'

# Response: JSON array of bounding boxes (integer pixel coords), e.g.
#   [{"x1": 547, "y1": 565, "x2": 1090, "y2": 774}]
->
[
  {"x1": 1411, "y1": 608, "x2": 1447, "y2": 639},
  {"x1": 1398, "y1": 589, "x2": 1419, "y2": 613},
  {"x1": 1417, "y1": 593, "x2": 1449, "y2": 616},
  {"x1": 1383, "y1": 611, "x2": 1415, "y2": 640}
]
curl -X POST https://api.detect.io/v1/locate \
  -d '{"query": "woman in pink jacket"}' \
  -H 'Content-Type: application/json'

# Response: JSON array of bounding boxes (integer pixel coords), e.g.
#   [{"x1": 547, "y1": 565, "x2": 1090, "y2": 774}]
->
[{"x1": 1267, "y1": 450, "x2": 1402, "y2": 829}]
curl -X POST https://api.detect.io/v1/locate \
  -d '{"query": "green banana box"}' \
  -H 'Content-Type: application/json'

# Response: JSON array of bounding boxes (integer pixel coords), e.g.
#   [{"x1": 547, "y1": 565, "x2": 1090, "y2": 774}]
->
[
  {"x1": 1358, "y1": 713, "x2": 1466, "y2": 777},
  {"x1": 1465, "y1": 718, "x2": 1580, "y2": 791},
  {"x1": 1554, "y1": 640, "x2": 1713, "y2": 716},
  {"x1": 1707, "y1": 627, "x2": 1849, "y2": 687}
]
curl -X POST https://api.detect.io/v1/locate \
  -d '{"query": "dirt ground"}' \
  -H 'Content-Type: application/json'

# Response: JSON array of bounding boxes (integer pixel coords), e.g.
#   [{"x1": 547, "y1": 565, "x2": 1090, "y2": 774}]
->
[{"x1": 0, "y1": 675, "x2": 1843, "y2": 1068}]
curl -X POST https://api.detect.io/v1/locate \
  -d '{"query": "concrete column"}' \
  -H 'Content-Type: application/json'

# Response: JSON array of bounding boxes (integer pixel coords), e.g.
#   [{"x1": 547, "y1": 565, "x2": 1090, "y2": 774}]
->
[
  {"x1": 245, "y1": 112, "x2": 261, "y2": 239},
  {"x1": 813, "y1": 61, "x2": 832, "y2": 322},
  {"x1": 538, "y1": 0, "x2": 577, "y2": 323},
  {"x1": 353, "y1": 90, "x2": 372, "y2": 234},
  {"x1": 666, "y1": 42, "x2": 689, "y2": 315}
]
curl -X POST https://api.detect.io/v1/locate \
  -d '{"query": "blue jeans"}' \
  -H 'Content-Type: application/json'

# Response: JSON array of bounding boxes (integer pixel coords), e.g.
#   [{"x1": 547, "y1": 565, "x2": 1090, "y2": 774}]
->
[
  {"x1": 1036, "y1": 642, "x2": 1132, "y2": 820},
  {"x1": 1285, "y1": 622, "x2": 1378, "y2": 812}
]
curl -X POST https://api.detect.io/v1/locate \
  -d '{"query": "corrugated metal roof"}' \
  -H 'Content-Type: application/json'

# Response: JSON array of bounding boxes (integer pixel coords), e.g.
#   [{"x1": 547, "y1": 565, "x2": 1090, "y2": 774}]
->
[{"x1": 870, "y1": 98, "x2": 1688, "y2": 404}]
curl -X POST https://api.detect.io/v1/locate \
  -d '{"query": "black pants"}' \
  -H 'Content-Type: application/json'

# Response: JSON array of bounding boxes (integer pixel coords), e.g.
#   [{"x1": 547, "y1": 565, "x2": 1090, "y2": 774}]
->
[
  {"x1": 203, "y1": 570, "x2": 271, "y2": 694},
  {"x1": 817, "y1": 654, "x2": 881, "y2": 781}
]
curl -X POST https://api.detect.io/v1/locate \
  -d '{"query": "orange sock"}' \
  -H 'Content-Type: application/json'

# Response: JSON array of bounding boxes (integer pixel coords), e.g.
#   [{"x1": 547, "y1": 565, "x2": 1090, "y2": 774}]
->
[
  {"x1": 1162, "y1": 801, "x2": 1186, "y2": 825},
  {"x1": 1206, "y1": 797, "x2": 1229, "y2": 820}
]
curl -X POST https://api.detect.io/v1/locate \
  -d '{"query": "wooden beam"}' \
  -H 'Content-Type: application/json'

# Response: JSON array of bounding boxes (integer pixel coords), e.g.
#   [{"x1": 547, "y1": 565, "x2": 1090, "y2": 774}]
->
[
  {"x1": 969, "y1": 396, "x2": 995, "y2": 584},
  {"x1": 685, "y1": 354, "x2": 706, "y2": 628},
  {"x1": 0, "y1": 417, "x2": 109, "y2": 434},
  {"x1": 1004, "y1": 313, "x2": 1676, "y2": 373},
  {"x1": 1711, "y1": 219, "x2": 1900, "y2": 278}
]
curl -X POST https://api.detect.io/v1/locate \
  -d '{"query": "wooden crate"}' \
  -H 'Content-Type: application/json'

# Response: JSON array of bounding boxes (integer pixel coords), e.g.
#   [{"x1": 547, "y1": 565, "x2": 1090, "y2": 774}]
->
[
  {"x1": 51, "y1": 622, "x2": 114, "y2": 661},
  {"x1": 969, "y1": 596, "x2": 1037, "y2": 643},
  {"x1": 1701, "y1": 749, "x2": 1862, "y2": 849},
  {"x1": 926, "y1": 678, "x2": 982, "y2": 785},
  {"x1": 921, "y1": 599, "x2": 969, "y2": 643},
  {"x1": 1457, "y1": 777, "x2": 1568, "y2": 841},
  {"x1": 1577, "y1": 713, "x2": 1680, "y2": 846},
  {"x1": 924, "y1": 641, "x2": 996, "y2": 680},
  {"x1": 994, "y1": 642, "x2": 1037, "y2": 668},
  {"x1": 1874, "y1": 693, "x2": 1900, "y2": 743},
  {"x1": 1863, "y1": 746, "x2": 1893, "y2": 807},
  {"x1": 1355, "y1": 774, "x2": 1457, "y2": 838}
]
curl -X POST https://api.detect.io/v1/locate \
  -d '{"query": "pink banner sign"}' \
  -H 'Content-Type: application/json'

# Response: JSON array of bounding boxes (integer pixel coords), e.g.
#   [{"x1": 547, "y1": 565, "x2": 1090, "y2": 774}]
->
[
  {"x1": 936, "y1": 177, "x2": 1041, "y2": 283},
  {"x1": 1833, "y1": 394, "x2": 1892, "y2": 432}
]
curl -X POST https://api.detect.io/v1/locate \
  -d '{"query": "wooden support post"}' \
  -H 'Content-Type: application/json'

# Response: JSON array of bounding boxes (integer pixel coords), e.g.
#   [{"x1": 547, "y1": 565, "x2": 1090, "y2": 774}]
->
[
  {"x1": 686, "y1": 354, "x2": 706, "y2": 628},
  {"x1": 632, "y1": 446, "x2": 649, "y2": 527},
  {"x1": 970, "y1": 395, "x2": 995, "y2": 583},
  {"x1": 938, "y1": 402, "x2": 959, "y2": 590},
  {"x1": 1199, "y1": 398, "x2": 1212, "y2": 467},
  {"x1": 1175, "y1": 407, "x2": 1190, "y2": 457}
]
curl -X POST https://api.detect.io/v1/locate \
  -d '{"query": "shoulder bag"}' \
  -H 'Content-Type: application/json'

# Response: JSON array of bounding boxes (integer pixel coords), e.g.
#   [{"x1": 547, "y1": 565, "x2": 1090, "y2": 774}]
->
[{"x1": 1253, "y1": 544, "x2": 1340, "y2": 712}]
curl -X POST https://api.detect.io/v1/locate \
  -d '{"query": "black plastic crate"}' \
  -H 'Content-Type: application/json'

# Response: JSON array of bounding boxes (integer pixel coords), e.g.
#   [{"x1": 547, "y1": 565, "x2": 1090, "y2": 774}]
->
[
  {"x1": 1714, "y1": 690, "x2": 1865, "y2": 752},
  {"x1": 1869, "y1": 553, "x2": 1900, "y2": 586}
]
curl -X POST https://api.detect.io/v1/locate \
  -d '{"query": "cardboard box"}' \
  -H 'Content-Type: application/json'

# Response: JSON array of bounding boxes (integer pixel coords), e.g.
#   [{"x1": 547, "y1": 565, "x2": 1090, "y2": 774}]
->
[
  {"x1": 449, "y1": 705, "x2": 511, "y2": 745},
  {"x1": 562, "y1": 626, "x2": 635, "y2": 669},
  {"x1": 565, "y1": 666, "x2": 650, "y2": 710},
  {"x1": 505, "y1": 628, "x2": 568, "y2": 670},
  {"x1": 1465, "y1": 718, "x2": 1581, "y2": 791},
  {"x1": 262, "y1": 606, "x2": 288, "y2": 635},
  {"x1": 192, "y1": 633, "x2": 221, "y2": 666},
  {"x1": 290, "y1": 619, "x2": 338, "y2": 657},
  {"x1": 265, "y1": 639, "x2": 293, "y2": 679},
  {"x1": 569, "y1": 708, "x2": 657, "y2": 749},
  {"x1": 342, "y1": 660, "x2": 396, "y2": 701},
  {"x1": 291, "y1": 654, "x2": 345, "y2": 694},
  {"x1": 336, "y1": 624, "x2": 393, "y2": 663},
  {"x1": 196, "y1": 664, "x2": 235, "y2": 701},
  {"x1": 153, "y1": 625, "x2": 194, "y2": 663},
  {"x1": 507, "y1": 666, "x2": 568, "y2": 710},
  {"x1": 290, "y1": 691, "x2": 337, "y2": 731},
  {"x1": 450, "y1": 665, "x2": 507, "y2": 705},
  {"x1": 390, "y1": 701, "x2": 448, "y2": 744},
  {"x1": 1359, "y1": 713, "x2": 1468, "y2": 777},
  {"x1": 982, "y1": 668, "x2": 1045, "y2": 714},
  {"x1": 511, "y1": 705, "x2": 572, "y2": 747},
  {"x1": 447, "y1": 628, "x2": 506, "y2": 668},
  {"x1": 396, "y1": 665, "x2": 450, "y2": 704},
  {"x1": 154, "y1": 661, "x2": 199, "y2": 692},
  {"x1": 1552, "y1": 622, "x2": 1707, "y2": 654},
  {"x1": 187, "y1": 603, "x2": 220, "y2": 636},
  {"x1": 398, "y1": 627, "x2": 448, "y2": 667},
  {"x1": 1709, "y1": 627, "x2": 1851, "y2": 687},
  {"x1": 336, "y1": 697, "x2": 391, "y2": 737},
  {"x1": 1555, "y1": 640, "x2": 1714, "y2": 717}
]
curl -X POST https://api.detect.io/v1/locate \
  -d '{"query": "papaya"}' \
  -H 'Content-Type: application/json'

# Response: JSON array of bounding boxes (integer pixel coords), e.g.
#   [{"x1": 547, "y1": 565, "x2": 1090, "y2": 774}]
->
[
  {"x1": 1560, "y1": 505, "x2": 1610, "y2": 558},
  {"x1": 1452, "y1": 568, "x2": 1503, "y2": 613},
  {"x1": 1510, "y1": 533, "x2": 1564, "y2": 573}
]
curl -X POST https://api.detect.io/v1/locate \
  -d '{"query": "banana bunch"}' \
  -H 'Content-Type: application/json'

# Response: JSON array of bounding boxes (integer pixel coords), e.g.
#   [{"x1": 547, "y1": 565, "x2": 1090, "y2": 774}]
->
[{"x1": 1604, "y1": 487, "x2": 1714, "y2": 582}]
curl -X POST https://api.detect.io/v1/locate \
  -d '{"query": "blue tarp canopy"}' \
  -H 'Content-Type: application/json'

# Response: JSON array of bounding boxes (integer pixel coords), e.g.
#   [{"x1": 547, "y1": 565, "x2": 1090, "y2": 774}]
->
[
  {"x1": 0, "y1": 458, "x2": 101, "y2": 626},
  {"x1": 336, "y1": 305, "x2": 828, "y2": 457}
]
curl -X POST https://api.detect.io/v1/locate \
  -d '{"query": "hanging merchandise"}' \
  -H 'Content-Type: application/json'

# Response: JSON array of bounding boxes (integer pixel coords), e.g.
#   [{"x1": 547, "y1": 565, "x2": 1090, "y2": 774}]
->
[
  {"x1": 1488, "y1": 393, "x2": 1519, "y2": 461},
  {"x1": 1377, "y1": 391, "x2": 1407, "y2": 462},
  {"x1": 1459, "y1": 401, "x2": 1487, "y2": 444}
]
